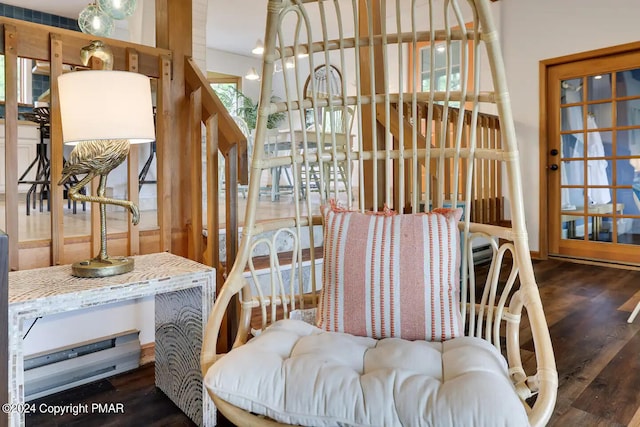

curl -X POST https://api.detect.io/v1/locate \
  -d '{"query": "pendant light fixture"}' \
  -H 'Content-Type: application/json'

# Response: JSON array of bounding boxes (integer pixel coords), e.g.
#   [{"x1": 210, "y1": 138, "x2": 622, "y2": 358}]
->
[
  {"x1": 252, "y1": 40, "x2": 264, "y2": 55},
  {"x1": 78, "y1": 3, "x2": 115, "y2": 37},
  {"x1": 245, "y1": 68, "x2": 260, "y2": 81},
  {"x1": 97, "y1": 0, "x2": 138, "y2": 20},
  {"x1": 79, "y1": 0, "x2": 138, "y2": 37}
]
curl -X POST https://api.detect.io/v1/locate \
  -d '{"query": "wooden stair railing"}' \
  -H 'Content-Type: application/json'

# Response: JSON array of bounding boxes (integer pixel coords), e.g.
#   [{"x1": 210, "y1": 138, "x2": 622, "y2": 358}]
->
[
  {"x1": 389, "y1": 102, "x2": 504, "y2": 225},
  {"x1": 0, "y1": 17, "x2": 172, "y2": 271},
  {"x1": 184, "y1": 57, "x2": 248, "y2": 349},
  {"x1": 184, "y1": 57, "x2": 247, "y2": 269}
]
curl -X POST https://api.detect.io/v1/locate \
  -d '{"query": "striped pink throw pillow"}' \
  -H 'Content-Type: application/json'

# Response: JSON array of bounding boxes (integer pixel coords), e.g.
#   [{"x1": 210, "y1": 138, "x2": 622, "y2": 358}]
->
[{"x1": 317, "y1": 204, "x2": 463, "y2": 341}]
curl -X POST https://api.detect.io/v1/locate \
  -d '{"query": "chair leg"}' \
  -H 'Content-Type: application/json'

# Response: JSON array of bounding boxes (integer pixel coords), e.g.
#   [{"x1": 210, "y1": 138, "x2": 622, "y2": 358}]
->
[
  {"x1": 284, "y1": 168, "x2": 293, "y2": 186},
  {"x1": 271, "y1": 167, "x2": 281, "y2": 202},
  {"x1": 338, "y1": 164, "x2": 354, "y2": 200}
]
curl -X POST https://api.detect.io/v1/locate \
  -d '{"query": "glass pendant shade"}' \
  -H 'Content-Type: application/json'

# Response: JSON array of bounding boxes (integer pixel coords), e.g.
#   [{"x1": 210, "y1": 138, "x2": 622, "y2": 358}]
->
[
  {"x1": 97, "y1": 0, "x2": 138, "y2": 20},
  {"x1": 78, "y1": 4, "x2": 114, "y2": 37}
]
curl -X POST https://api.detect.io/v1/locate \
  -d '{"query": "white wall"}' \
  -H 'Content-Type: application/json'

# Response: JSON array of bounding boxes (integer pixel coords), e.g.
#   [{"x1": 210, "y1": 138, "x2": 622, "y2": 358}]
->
[
  {"x1": 24, "y1": 300, "x2": 155, "y2": 355},
  {"x1": 206, "y1": 48, "x2": 264, "y2": 102},
  {"x1": 500, "y1": 0, "x2": 640, "y2": 251},
  {"x1": 109, "y1": 0, "x2": 156, "y2": 47},
  {"x1": 128, "y1": 0, "x2": 157, "y2": 47}
]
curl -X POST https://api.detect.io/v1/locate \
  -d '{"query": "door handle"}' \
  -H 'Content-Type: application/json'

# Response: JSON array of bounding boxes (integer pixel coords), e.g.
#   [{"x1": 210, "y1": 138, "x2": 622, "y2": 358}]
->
[{"x1": 549, "y1": 164, "x2": 559, "y2": 171}]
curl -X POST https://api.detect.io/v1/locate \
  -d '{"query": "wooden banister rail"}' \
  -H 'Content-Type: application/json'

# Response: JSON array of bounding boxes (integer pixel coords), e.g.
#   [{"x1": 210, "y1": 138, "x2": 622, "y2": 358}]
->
[
  {"x1": 184, "y1": 57, "x2": 248, "y2": 182},
  {"x1": 391, "y1": 102, "x2": 504, "y2": 225},
  {"x1": 184, "y1": 58, "x2": 249, "y2": 349},
  {"x1": 183, "y1": 57, "x2": 247, "y2": 286},
  {"x1": 0, "y1": 17, "x2": 169, "y2": 77}
]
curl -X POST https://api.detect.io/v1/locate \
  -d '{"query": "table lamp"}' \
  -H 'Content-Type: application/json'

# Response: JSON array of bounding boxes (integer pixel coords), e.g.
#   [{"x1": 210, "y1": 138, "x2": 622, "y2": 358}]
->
[{"x1": 57, "y1": 69, "x2": 155, "y2": 277}]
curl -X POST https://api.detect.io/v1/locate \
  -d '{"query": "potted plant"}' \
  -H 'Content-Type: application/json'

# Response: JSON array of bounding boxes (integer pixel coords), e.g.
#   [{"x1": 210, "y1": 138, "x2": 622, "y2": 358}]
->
[{"x1": 213, "y1": 85, "x2": 285, "y2": 130}]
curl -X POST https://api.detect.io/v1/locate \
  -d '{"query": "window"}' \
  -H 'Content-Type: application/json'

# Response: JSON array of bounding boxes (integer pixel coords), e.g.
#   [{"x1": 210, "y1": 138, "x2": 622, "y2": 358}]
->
[
  {"x1": 211, "y1": 82, "x2": 240, "y2": 115},
  {"x1": 0, "y1": 56, "x2": 33, "y2": 104},
  {"x1": 420, "y1": 41, "x2": 462, "y2": 106},
  {"x1": 208, "y1": 72, "x2": 260, "y2": 129},
  {"x1": 407, "y1": 22, "x2": 475, "y2": 110},
  {"x1": 208, "y1": 72, "x2": 242, "y2": 115}
]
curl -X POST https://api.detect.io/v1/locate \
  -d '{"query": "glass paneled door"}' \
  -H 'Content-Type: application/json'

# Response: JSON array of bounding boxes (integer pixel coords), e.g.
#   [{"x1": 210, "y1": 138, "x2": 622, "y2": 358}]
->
[{"x1": 547, "y1": 51, "x2": 640, "y2": 264}]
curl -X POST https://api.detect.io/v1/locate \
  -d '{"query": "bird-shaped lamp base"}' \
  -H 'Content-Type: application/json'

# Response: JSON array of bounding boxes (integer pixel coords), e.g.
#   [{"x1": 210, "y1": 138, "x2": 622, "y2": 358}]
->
[
  {"x1": 58, "y1": 139, "x2": 141, "y2": 278},
  {"x1": 72, "y1": 256, "x2": 134, "y2": 278}
]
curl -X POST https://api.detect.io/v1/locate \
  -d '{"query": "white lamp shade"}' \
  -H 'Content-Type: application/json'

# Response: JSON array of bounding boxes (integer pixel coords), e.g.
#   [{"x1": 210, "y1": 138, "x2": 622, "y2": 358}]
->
[{"x1": 58, "y1": 70, "x2": 155, "y2": 145}]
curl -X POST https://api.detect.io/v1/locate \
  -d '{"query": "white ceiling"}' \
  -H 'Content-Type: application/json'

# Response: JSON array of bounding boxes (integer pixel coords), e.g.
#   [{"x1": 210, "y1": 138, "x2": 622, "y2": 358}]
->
[
  {"x1": 207, "y1": 0, "x2": 267, "y2": 55},
  {"x1": 0, "y1": 0, "x2": 267, "y2": 57},
  {"x1": 0, "y1": 0, "x2": 459, "y2": 59}
]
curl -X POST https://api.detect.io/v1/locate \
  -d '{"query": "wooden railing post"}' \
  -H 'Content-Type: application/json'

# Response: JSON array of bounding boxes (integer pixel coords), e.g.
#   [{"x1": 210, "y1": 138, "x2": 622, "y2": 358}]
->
[
  {"x1": 358, "y1": 0, "x2": 387, "y2": 210},
  {"x1": 224, "y1": 143, "x2": 239, "y2": 348},
  {"x1": 157, "y1": 55, "x2": 173, "y2": 253},
  {"x1": 204, "y1": 114, "x2": 219, "y2": 270},
  {"x1": 189, "y1": 87, "x2": 203, "y2": 263},
  {"x1": 3, "y1": 24, "x2": 18, "y2": 271},
  {"x1": 126, "y1": 48, "x2": 141, "y2": 256},
  {"x1": 49, "y1": 33, "x2": 65, "y2": 266}
]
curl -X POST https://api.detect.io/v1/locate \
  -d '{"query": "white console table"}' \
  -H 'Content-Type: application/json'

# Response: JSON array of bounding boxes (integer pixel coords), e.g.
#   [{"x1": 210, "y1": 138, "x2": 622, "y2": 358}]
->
[{"x1": 7, "y1": 252, "x2": 216, "y2": 427}]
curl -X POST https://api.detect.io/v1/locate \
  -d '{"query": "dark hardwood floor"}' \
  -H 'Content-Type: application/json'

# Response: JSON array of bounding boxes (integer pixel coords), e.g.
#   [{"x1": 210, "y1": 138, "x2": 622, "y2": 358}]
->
[
  {"x1": 25, "y1": 259, "x2": 640, "y2": 427},
  {"x1": 25, "y1": 364, "x2": 197, "y2": 427},
  {"x1": 525, "y1": 259, "x2": 640, "y2": 427}
]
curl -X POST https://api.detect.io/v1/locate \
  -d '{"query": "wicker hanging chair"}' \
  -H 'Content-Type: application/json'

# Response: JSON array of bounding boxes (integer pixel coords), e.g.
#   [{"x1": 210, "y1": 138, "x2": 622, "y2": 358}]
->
[{"x1": 201, "y1": 0, "x2": 558, "y2": 425}]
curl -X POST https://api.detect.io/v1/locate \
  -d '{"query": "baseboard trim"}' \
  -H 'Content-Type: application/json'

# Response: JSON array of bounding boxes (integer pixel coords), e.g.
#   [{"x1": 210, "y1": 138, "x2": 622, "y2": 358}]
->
[
  {"x1": 140, "y1": 342, "x2": 155, "y2": 366},
  {"x1": 548, "y1": 255, "x2": 640, "y2": 271}
]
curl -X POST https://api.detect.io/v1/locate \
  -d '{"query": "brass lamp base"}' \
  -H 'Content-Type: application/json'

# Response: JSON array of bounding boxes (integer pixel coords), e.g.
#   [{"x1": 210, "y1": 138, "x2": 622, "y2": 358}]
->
[{"x1": 71, "y1": 256, "x2": 134, "y2": 278}]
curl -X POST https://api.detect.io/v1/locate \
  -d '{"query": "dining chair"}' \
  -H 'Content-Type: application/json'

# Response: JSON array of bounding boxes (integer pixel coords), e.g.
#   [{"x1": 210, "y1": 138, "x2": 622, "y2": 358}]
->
[{"x1": 300, "y1": 106, "x2": 355, "y2": 199}]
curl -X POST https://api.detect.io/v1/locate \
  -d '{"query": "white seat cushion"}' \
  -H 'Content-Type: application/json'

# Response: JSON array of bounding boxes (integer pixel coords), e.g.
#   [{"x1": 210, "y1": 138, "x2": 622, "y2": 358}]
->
[{"x1": 204, "y1": 319, "x2": 529, "y2": 427}]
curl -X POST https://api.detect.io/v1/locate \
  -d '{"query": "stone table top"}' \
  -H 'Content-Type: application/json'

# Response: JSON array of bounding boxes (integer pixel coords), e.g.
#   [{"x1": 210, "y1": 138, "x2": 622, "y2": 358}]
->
[{"x1": 9, "y1": 252, "x2": 214, "y2": 306}]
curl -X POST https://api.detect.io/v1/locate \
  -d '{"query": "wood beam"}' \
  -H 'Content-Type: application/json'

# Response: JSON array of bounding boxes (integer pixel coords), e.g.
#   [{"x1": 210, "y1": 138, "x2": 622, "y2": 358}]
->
[
  {"x1": 376, "y1": 107, "x2": 428, "y2": 151},
  {"x1": 0, "y1": 17, "x2": 170, "y2": 77},
  {"x1": 156, "y1": 0, "x2": 193, "y2": 257}
]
